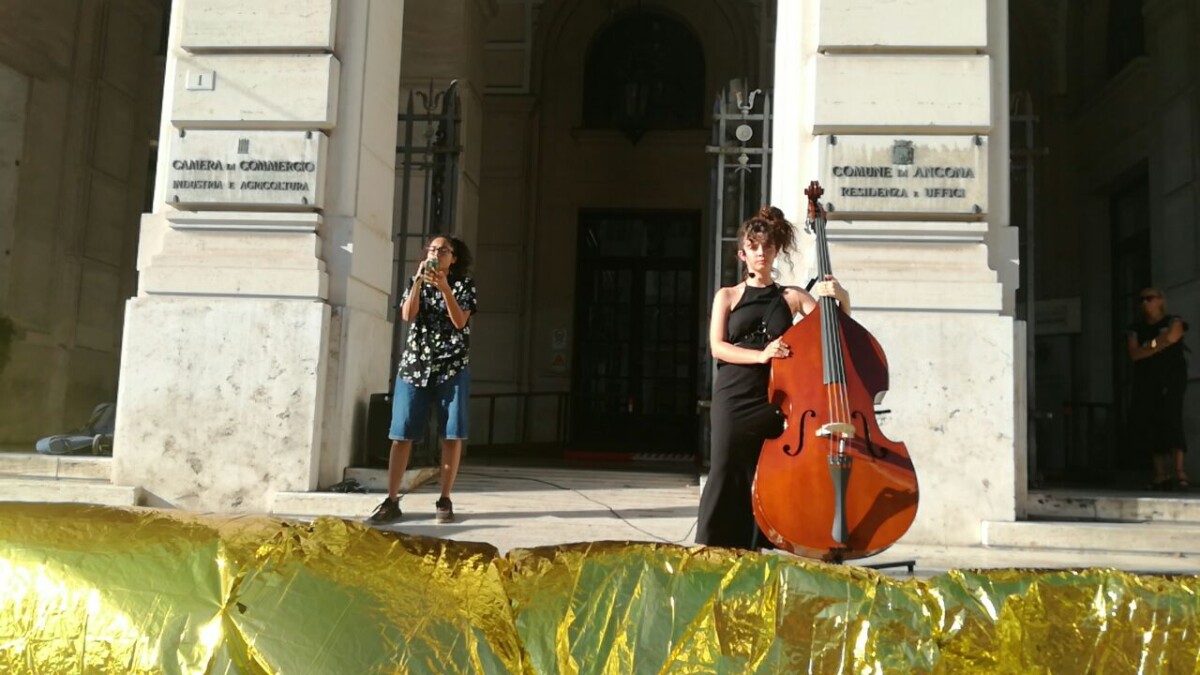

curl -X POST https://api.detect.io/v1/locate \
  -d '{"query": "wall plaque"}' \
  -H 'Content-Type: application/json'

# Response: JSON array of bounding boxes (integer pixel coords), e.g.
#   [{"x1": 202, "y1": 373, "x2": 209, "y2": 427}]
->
[
  {"x1": 818, "y1": 135, "x2": 987, "y2": 216},
  {"x1": 167, "y1": 130, "x2": 326, "y2": 209}
]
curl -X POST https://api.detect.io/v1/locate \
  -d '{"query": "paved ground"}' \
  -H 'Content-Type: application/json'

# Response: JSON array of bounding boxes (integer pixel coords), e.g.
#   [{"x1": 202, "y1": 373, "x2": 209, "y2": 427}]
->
[
  {"x1": 320, "y1": 465, "x2": 1200, "y2": 578},
  {"x1": 5, "y1": 447, "x2": 1196, "y2": 577},
  {"x1": 333, "y1": 465, "x2": 702, "y2": 549}
]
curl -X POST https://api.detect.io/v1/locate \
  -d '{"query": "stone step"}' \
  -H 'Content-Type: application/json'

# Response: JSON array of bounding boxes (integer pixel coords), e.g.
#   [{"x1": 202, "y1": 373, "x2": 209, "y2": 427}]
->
[
  {"x1": 0, "y1": 476, "x2": 141, "y2": 507},
  {"x1": 0, "y1": 451, "x2": 112, "y2": 481},
  {"x1": 341, "y1": 466, "x2": 440, "y2": 493},
  {"x1": 871, "y1": 541, "x2": 1200, "y2": 576},
  {"x1": 273, "y1": 467, "x2": 441, "y2": 517},
  {"x1": 983, "y1": 519, "x2": 1200, "y2": 557},
  {"x1": 272, "y1": 492, "x2": 383, "y2": 519},
  {"x1": 1026, "y1": 488, "x2": 1200, "y2": 524}
]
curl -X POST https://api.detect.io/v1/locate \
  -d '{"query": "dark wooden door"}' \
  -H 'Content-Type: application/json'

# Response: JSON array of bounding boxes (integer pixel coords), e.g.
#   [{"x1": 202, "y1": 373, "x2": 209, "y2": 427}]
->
[{"x1": 572, "y1": 210, "x2": 700, "y2": 455}]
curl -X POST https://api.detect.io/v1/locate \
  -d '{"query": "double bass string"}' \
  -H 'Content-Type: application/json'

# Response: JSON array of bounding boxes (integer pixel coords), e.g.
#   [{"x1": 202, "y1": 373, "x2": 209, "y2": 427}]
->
[
  {"x1": 814, "y1": 209, "x2": 836, "y2": 441},
  {"x1": 812, "y1": 206, "x2": 852, "y2": 451}
]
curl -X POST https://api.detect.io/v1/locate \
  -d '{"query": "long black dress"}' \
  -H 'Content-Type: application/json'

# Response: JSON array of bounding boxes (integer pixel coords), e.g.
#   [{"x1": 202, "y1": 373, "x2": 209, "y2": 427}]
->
[
  {"x1": 1128, "y1": 315, "x2": 1189, "y2": 456},
  {"x1": 697, "y1": 283, "x2": 794, "y2": 549}
]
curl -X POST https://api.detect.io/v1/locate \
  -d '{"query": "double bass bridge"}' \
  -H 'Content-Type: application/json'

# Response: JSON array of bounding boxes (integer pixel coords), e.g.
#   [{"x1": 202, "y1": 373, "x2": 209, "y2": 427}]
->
[{"x1": 815, "y1": 422, "x2": 855, "y2": 439}]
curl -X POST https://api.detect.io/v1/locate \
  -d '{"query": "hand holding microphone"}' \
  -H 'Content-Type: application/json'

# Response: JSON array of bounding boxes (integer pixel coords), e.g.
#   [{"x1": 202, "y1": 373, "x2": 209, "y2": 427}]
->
[
  {"x1": 422, "y1": 256, "x2": 439, "y2": 283},
  {"x1": 413, "y1": 256, "x2": 438, "y2": 287}
]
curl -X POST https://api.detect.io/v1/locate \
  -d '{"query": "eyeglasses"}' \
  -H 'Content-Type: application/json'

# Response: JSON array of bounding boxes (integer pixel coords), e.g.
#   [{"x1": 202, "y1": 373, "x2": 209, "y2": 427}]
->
[
  {"x1": 1139, "y1": 295, "x2": 1161, "y2": 302},
  {"x1": 426, "y1": 246, "x2": 453, "y2": 256}
]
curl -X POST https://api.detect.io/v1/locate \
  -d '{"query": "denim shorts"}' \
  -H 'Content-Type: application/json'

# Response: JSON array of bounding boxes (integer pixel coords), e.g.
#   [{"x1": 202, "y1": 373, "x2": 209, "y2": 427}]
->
[{"x1": 389, "y1": 368, "x2": 470, "y2": 441}]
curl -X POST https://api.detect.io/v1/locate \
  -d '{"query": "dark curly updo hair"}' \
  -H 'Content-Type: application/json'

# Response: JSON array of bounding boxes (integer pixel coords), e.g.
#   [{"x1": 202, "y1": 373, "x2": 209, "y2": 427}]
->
[{"x1": 739, "y1": 205, "x2": 797, "y2": 260}]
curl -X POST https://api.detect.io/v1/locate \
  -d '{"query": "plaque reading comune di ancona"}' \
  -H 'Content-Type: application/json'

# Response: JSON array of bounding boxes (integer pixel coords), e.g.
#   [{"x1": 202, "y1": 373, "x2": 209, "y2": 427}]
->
[{"x1": 818, "y1": 135, "x2": 988, "y2": 216}]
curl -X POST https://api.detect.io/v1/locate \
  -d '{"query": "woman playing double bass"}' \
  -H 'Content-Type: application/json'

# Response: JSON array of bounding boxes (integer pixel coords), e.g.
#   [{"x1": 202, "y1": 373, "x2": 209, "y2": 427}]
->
[{"x1": 696, "y1": 206, "x2": 850, "y2": 549}]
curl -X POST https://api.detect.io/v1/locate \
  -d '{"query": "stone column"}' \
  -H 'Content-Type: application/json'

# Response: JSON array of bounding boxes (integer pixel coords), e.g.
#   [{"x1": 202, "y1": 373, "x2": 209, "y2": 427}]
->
[
  {"x1": 1143, "y1": 0, "x2": 1200, "y2": 475},
  {"x1": 771, "y1": 0, "x2": 1022, "y2": 546},
  {"x1": 112, "y1": 0, "x2": 404, "y2": 512},
  {"x1": 0, "y1": 62, "x2": 26, "y2": 337}
]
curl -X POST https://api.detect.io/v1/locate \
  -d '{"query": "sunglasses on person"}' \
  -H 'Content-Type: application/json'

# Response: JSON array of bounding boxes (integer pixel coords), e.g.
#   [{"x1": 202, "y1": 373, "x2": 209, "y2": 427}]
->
[
  {"x1": 1139, "y1": 294, "x2": 1161, "y2": 302},
  {"x1": 426, "y1": 245, "x2": 454, "y2": 256}
]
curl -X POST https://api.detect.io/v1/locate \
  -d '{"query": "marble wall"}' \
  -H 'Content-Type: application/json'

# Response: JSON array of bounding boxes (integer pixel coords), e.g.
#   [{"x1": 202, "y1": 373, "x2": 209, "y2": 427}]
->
[
  {"x1": 113, "y1": 297, "x2": 329, "y2": 510},
  {"x1": 0, "y1": 62, "x2": 26, "y2": 326},
  {"x1": 770, "y1": 0, "x2": 1021, "y2": 545},
  {"x1": 113, "y1": 0, "x2": 405, "y2": 510},
  {"x1": 6, "y1": 0, "x2": 1191, "y2": 535},
  {"x1": 0, "y1": 0, "x2": 165, "y2": 445}
]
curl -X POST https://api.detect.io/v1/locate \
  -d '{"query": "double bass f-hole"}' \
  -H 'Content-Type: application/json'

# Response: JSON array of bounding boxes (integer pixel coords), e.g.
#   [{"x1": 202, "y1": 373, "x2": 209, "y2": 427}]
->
[
  {"x1": 783, "y1": 410, "x2": 817, "y2": 456},
  {"x1": 850, "y1": 410, "x2": 887, "y2": 459}
]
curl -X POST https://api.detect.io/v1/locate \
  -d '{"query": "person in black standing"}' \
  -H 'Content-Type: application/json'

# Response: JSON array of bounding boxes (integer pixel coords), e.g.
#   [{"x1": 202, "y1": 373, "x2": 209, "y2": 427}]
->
[
  {"x1": 1127, "y1": 287, "x2": 1189, "y2": 490},
  {"x1": 696, "y1": 206, "x2": 849, "y2": 549}
]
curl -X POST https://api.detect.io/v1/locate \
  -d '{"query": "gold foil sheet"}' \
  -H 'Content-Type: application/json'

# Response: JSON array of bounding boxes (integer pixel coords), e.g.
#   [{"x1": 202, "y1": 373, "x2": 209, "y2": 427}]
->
[
  {"x1": 2, "y1": 503, "x2": 1199, "y2": 674},
  {"x1": 0, "y1": 503, "x2": 526, "y2": 674}
]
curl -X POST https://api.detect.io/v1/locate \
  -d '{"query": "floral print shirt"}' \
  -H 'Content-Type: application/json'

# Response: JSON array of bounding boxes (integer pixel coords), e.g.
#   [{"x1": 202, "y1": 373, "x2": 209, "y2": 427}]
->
[{"x1": 398, "y1": 276, "x2": 478, "y2": 387}]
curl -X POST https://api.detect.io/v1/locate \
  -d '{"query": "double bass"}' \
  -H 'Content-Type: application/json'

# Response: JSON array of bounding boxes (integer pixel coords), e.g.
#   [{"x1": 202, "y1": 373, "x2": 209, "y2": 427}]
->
[{"x1": 751, "y1": 181, "x2": 919, "y2": 562}]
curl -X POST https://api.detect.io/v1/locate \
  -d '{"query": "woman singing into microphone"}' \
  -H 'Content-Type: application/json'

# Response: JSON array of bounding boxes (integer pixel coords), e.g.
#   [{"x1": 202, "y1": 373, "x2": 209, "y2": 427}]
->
[{"x1": 697, "y1": 206, "x2": 850, "y2": 549}]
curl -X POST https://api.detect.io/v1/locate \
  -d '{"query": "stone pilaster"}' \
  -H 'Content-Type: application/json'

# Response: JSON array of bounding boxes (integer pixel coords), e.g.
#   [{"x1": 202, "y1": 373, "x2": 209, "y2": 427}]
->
[
  {"x1": 771, "y1": 0, "x2": 1023, "y2": 546},
  {"x1": 1143, "y1": 0, "x2": 1200, "y2": 473},
  {"x1": 113, "y1": 0, "x2": 404, "y2": 511}
]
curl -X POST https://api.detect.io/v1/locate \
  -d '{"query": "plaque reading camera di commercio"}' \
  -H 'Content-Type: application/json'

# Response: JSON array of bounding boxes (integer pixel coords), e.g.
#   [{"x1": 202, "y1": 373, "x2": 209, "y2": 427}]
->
[
  {"x1": 167, "y1": 129, "x2": 327, "y2": 209},
  {"x1": 818, "y1": 135, "x2": 988, "y2": 216}
]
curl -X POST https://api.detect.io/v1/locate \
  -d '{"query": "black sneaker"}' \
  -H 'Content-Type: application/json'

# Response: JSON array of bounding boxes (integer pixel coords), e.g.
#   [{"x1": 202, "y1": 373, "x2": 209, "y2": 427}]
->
[
  {"x1": 365, "y1": 497, "x2": 402, "y2": 524},
  {"x1": 435, "y1": 497, "x2": 454, "y2": 523}
]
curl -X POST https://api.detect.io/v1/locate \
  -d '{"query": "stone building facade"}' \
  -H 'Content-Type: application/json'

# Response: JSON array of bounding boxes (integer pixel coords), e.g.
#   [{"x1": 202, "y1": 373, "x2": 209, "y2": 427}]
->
[{"x1": 1, "y1": 0, "x2": 1197, "y2": 551}]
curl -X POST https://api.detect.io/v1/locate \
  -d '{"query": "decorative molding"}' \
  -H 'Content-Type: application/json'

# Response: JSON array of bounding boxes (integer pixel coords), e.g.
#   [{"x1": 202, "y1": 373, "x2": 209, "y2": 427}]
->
[
  {"x1": 826, "y1": 221, "x2": 989, "y2": 244},
  {"x1": 167, "y1": 211, "x2": 323, "y2": 232}
]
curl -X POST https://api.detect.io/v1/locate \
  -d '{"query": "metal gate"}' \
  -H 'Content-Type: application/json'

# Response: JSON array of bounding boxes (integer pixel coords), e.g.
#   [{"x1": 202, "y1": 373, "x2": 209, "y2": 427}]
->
[
  {"x1": 699, "y1": 84, "x2": 772, "y2": 467},
  {"x1": 390, "y1": 80, "x2": 462, "y2": 379},
  {"x1": 707, "y1": 86, "x2": 772, "y2": 294},
  {"x1": 365, "y1": 81, "x2": 461, "y2": 468}
]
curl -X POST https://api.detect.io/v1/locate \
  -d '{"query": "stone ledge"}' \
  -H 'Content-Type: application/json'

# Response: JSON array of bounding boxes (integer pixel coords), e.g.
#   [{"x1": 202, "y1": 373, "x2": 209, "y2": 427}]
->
[
  {"x1": 271, "y1": 467, "x2": 441, "y2": 518},
  {"x1": 828, "y1": 221, "x2": 989, "y2": 243},
  {"x1": 1026, "y1": 489, "x2": 1200, "y2": 524},
  {"x1": 0, "y1": 453, "x2": 112, "y2": 481},
  {"x1": 342, "y1": 466, "x2": 441, "y2": 493},
  {"x1": 982, "y1": 520, "x2": 1200, "y2": 557},
  {"x1": 270, "y1": 492, "x2": 382, "y2": 519},
  {"x1": 0, "y1": 477, "x2": 140, "y2": 507},
  {"x1": 873, "y1": 541, "x2": 1200, "y2": 576},
  {"x1": 167, "y1": 211, "x2": 323, "y2": 232}
]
